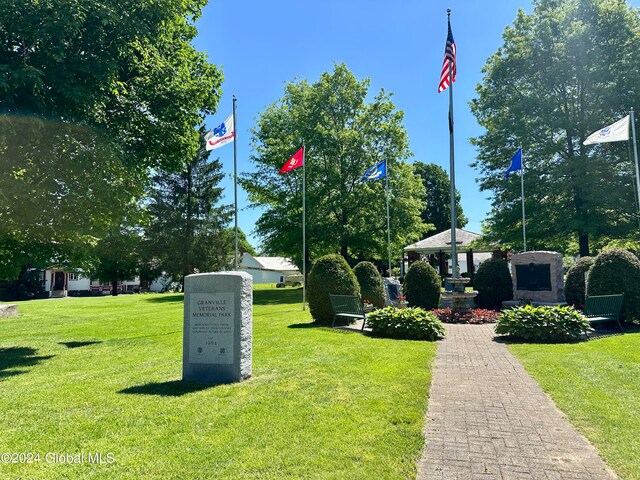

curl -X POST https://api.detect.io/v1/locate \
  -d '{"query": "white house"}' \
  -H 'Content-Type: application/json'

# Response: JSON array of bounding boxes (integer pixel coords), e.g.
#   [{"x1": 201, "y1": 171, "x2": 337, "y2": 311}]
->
[
  {"x1": 40, "y1": 267, "x2": 141, "y2": 297},
  {"x1": 239, "y1": 253, "x2": 300, "y2": 284}
]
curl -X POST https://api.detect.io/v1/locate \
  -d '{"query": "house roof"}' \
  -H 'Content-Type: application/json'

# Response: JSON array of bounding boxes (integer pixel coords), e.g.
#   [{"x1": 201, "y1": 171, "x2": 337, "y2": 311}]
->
[
  {"x1": 404, "y1": 228, "x2": 483, "y2": 253},
  {"x1": 251, "y1": 256, "x2": 299, "y2": 272}
]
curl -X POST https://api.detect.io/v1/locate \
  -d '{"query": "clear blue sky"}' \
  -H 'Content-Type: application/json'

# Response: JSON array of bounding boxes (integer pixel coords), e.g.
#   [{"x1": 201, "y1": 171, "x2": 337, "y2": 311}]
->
[{"x1": 192, "y1": 0, "x2": 636, "y2": 251}]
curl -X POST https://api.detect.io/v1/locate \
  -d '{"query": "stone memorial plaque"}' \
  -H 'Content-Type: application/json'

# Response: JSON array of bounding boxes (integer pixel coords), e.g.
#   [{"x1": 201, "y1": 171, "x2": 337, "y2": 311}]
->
[
  {"x1": 188, "y1": 293, "x2": 234, "y2": 364},
  {"x1": 183, "y1": 272, "x2": 252, "y2": 384}
]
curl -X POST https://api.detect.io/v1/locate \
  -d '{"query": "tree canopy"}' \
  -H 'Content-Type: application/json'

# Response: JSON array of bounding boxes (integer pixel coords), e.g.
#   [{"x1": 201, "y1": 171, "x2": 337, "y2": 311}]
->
[
  {"x1": 241, "y1": 63, "x2": 428, "y2": 269},
  {"x1": 471, "y1": 0, "x2": 640, "y2": 256},
  {"x1": 413, "y1": 162, "x2": 467, "y2": 232},
  {"x1": 0, "y1": 0, "x2": 223, "y2": 278}
]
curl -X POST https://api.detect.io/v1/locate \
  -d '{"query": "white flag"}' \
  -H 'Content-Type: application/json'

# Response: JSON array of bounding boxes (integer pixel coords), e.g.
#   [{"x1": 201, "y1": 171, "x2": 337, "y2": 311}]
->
[
  {"x1": 205, "y1": 115, "x2": 234, "y2": 151},
  {"x1": 583, "y1": 115, "x2": 630, "y2": 145}
]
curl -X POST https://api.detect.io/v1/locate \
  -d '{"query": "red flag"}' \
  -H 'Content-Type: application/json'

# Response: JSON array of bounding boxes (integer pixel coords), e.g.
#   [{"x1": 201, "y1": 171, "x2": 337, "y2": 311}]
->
[
  {"x1": 438, "y1": 18, "x2": 456, "y2": 93},
  {"x1": 279, "y1": 147, "x2": 304, "y2": 173}
]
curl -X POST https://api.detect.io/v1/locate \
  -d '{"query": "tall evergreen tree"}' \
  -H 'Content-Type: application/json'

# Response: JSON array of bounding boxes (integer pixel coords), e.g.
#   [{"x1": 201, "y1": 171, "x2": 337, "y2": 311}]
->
[
  {"x1": 471, "y1": 0, "x2": 640, "y2": 255},
  {"x1": 145, "y1": 128, "x2": 232, "y2": 285}
]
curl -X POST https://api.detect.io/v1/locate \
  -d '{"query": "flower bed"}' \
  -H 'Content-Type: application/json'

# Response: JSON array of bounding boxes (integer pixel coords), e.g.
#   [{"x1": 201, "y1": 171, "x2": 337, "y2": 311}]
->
[{"x1": 431, "y1": 307, "x2": 500, "y2": 324}]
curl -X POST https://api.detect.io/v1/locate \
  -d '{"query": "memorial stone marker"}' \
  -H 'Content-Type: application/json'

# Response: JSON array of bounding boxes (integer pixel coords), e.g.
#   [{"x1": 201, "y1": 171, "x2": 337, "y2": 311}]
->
[
  {"x1": 183, "y1": 272, "x2": 252, "y2": 384},
  {"x1": 510, "y1": 251, "x2": 565, "y2": 304}
]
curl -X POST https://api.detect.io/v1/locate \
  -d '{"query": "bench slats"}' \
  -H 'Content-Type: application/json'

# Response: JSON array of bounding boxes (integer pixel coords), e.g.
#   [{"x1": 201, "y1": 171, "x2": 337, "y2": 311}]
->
[
  {"x1": 582, "y1": 294, "x2": 624, "y2": 337},
  {"x1": 329, "y1": 294, "x2": 367, "y2": 332}
]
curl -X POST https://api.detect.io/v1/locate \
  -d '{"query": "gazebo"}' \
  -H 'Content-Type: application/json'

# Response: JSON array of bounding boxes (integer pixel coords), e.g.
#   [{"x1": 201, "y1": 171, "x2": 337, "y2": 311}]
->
[{"x1": 404, "y1": 228, "x2": 494, "y2": 275}]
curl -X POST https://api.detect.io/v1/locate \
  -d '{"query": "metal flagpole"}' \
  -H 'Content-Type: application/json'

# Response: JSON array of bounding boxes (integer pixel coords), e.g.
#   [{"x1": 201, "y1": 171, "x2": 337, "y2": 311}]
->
[
  {"x1": 302, "y1": 144, "x2": 307, "y2": 311},
  {"x1": 233, "y1": 95, "x2": 239, "y2": 270},
  {"x1": 447, "y1": 9, "x2": 458, "y2": 278},
  {"x1": 631, "y1": 108, "x2": 640, "y2": 217},
  {"x1": 386, "y1": 163, "x2": 392, "y2": 276},
  {"x1": 520, "y1": 147, "x2": 527, "y2": 252}
]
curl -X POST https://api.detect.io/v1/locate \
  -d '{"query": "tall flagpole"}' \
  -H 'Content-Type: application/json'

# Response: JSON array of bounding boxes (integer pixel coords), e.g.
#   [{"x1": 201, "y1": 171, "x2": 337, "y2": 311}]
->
[
  {"x1": 447, "y1": 9, "x2": 458, "y2": 278},
  {"x1": 520, "y1": 147, "x2": 527, "y2": 252},
  {"x1": 631, "y1": 108, "x2": 640, "y2": 217},
  {"x1": 385, "y1": 163, "x2": 392, "y2": 276},
  {"x1": 302, "y1": 144, "x2": 307, "y2": 311},
  {"x1": 233, "y1": 95, "x2": 239, "y2": 270}
]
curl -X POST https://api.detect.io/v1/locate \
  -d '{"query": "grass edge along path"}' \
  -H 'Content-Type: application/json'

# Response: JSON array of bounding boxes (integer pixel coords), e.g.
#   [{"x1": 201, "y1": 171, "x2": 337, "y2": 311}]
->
[
  {"x1": 0, "y1": 287, "x2": 437, "y2": 479},
  {"x1": 507, "y1": 332, "x2": 640, "y2": 480}
]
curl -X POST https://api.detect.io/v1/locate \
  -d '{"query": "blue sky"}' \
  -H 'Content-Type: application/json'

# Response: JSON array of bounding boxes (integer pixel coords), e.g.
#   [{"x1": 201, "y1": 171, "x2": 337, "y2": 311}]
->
[{"x1": 192, "y1": 0, "x2": 637, "y2": 251}]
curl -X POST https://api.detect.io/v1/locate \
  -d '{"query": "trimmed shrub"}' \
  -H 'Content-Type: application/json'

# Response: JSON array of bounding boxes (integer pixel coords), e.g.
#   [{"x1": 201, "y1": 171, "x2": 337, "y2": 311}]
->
[
  {"x1": 431, "y1": 308, "x2": 500, "y2": 324},
  {"x1": 564, "y1": 256, "x2": 595, "y2": 308},
  {"x1": 586, "y1": 248, "x2": 640, "y2": 322},
  {"x1": 367, "y1": 306, "x2": 445, "y2": 340},
  {"x1": 307, "y1": 254, "x2": 360, "y2": 325},
  {"x1": 403, "y1": 261, "x2": 441, "y2": 309},
  {"x1": 353, "y1": 261, "x2": 385, "y2": 308},
  {"x1": 495, "y1": 305, "x2": 590, "y2": 342},
  {"x1": 474, "y1": 258, "x2": 513, "y2": 309}
]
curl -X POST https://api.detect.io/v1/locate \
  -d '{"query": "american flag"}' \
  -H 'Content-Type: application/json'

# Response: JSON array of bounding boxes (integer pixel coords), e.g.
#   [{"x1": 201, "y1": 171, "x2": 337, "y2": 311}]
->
[{"x1": 438, "y1": 18, "x2": 456, "y2": 93}]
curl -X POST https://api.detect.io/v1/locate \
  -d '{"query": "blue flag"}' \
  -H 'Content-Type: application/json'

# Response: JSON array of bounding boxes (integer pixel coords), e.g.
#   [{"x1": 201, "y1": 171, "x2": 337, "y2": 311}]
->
[
  {"x1": 505, "y1": 149, "x2": 522, "y2": 179},
  {"x1": 362, "y1": 160, "x2": 387, "y2": 181}
]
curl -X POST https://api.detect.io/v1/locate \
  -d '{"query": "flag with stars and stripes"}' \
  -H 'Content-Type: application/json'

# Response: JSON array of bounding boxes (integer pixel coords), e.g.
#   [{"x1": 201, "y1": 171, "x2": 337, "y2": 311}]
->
[{"x1": 438, "y1": 18, "x2": 456, "y2": 93}]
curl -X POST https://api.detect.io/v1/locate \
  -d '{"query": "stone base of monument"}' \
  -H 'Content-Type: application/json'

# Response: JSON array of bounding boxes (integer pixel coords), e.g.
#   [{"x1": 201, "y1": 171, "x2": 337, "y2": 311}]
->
[
  {"x1": 183, "y1": 272, "x2": 252, "y2": 384},
  {"x1": 0, "y1": 304, "x2": 18, "y2": 318},
  {"x1": 502, "y1": 300, "x2": 568, "y2": 309}
]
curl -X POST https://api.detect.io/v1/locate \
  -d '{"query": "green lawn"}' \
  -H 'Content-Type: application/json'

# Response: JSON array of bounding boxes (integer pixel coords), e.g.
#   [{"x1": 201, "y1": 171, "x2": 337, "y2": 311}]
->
[
  {"x1": 0, "y1": 286, "x2": 436, "y2": 479},
  {"x1": 507, "y1": 332, "x2": 640, "y2": 479}
]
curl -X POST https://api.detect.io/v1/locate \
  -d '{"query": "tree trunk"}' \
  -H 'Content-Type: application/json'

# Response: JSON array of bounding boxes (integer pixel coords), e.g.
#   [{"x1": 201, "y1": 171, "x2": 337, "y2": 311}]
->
[
  {"x1": 111, "y1": 279, "x2": 118, "y2": 296},
  {"x1": 579, "y1": 233, "x2": 590, "y2": 257}
]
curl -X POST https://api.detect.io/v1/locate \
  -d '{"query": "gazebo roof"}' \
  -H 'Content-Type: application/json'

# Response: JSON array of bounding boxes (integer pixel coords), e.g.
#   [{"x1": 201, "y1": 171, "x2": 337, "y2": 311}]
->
[{"x1": 404, "y1": 228, "x2": 483, "y2": 254}]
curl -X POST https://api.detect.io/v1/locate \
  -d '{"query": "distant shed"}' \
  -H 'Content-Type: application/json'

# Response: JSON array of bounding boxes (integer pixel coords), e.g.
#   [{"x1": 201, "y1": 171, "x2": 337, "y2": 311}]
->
[{"x1": 239, "y1": 253, "x2": 300, "y2": 284}]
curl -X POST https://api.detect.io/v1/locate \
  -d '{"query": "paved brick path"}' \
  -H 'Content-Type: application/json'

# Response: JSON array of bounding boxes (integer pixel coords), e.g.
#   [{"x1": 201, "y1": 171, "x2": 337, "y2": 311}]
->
[{"x1": 417, "y1": 324, "x2": 618, "y2": 480}]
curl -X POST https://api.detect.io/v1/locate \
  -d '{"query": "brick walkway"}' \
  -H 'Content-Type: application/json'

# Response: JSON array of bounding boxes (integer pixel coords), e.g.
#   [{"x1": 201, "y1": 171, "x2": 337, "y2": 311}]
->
[{"x1": 417, "y1": 324, "x2": 618, "y2": 480}]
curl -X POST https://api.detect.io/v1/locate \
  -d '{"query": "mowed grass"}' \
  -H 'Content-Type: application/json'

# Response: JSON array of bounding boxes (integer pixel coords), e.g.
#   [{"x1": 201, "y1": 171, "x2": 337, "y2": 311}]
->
[
  {"x1": 507, "y1": 332, "x2": 640, "y2": 479},
  {"x1": 0, "y1": 286, "x2": 436, "y2": 479}
]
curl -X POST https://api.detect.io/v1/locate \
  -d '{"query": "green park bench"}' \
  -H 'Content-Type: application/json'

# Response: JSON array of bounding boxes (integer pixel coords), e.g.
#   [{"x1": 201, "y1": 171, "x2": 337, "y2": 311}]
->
[
  {"x1": 582, "y1": 294, "x2": 624, "y2": 338},
  {"x1": 329, "y1": 294, "x2": 368, "y2": 332}
]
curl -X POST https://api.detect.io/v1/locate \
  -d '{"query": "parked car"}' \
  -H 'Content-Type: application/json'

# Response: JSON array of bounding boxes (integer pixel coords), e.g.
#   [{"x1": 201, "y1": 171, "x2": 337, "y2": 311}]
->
[{"x1": 276, "y1": 275, "x2": 304, "y2": 288}]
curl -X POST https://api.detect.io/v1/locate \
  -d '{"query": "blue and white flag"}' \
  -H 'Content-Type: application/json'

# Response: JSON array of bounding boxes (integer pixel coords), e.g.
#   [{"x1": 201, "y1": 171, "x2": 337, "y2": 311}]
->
[
  {"x1": 583, "y1": 115, "x2": 630, "y2": 145},
  {"x1": 505, "y1": 149, "x2": 522, "y2": 180},
  {"x1": 361, "y1": 160, "x2": 387, "y2": 181},
  {"x1": 205, "y1": 115, "x2": 235, "y2": 151}
]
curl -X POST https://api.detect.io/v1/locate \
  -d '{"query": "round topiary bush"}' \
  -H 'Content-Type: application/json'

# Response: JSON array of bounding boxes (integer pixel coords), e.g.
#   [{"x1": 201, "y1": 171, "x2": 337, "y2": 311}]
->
[
  {"x1": 564, "y1": 256, "x2": 595, "y2": 308},
  {"x1": 403, "y1": 261, "x2": 441, "y2": 309},
  {"x1": 474, "y1": 258, "x2": 513, "y2": 309},
  {"x1": 586, "y1": 248, "x2": 640, "y2": 322},
  {"x1": 353, "y1": 261, "x2": 385, "y2": 308},
  {"x1": 367, "y1": 306, "x2": 445, "y2": 340},
  {"x1": 307, "y1": 254, "x2": 360, "y2": 325}
]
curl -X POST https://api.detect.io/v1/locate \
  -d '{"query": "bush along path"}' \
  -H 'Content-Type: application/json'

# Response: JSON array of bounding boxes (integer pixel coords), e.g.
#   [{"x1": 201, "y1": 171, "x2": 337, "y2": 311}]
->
[{"x1": 416, "y1": 324, "x2": 617, "y2": 479}]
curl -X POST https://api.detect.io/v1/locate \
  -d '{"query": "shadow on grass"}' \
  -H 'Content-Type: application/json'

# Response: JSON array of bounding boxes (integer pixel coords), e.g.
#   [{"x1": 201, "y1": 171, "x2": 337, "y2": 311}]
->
[
  {"x1": 253, "y1": 288, "x2": 302, "y2": 306},
  {"x1": 59, "y1": 341, "x2": 102, "y2": 349},
  {"x1": 287, "y1": 321, "x2": 322, "y2": 329},
  {"x1": 0, "y1": 346, "x2": 54, "y2": 380},
  {"x1": 493, "y1": 335, "x2": 583, "y2": 345},
  {"x1": 118, "y1": 380, "x2": 217, "y2": 397},
  {"x1": 143, "y1": 294, "x2": 184, "y2": 304}
]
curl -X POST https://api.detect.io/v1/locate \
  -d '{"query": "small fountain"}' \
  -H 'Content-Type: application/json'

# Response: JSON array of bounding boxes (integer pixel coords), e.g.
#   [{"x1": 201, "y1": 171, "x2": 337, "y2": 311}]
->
[{"x1": 441, "y1": 276, "x2": 478, "y2": 312}]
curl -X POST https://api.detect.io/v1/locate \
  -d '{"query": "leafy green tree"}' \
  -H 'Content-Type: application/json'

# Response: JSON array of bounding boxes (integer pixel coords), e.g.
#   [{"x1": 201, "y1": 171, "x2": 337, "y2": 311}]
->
[
  {"x1": 471, "y1": 0, "x2": 640, "y2": 256},
  {"x1": 413, "y1": 162, "x2": 467, "y2": 232},
  {"x1": 0, "y1": 0, "x2": 223, "y2": 279},
  {"x1": 92, "y1": 224, "x2": 142, "y2": 296},
  {"x1": 241, "y1": 63, "x2": 428, "y2": 268},
  {"x1": 144, "y1": 128, "x2": 232, "y2": 285}
]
